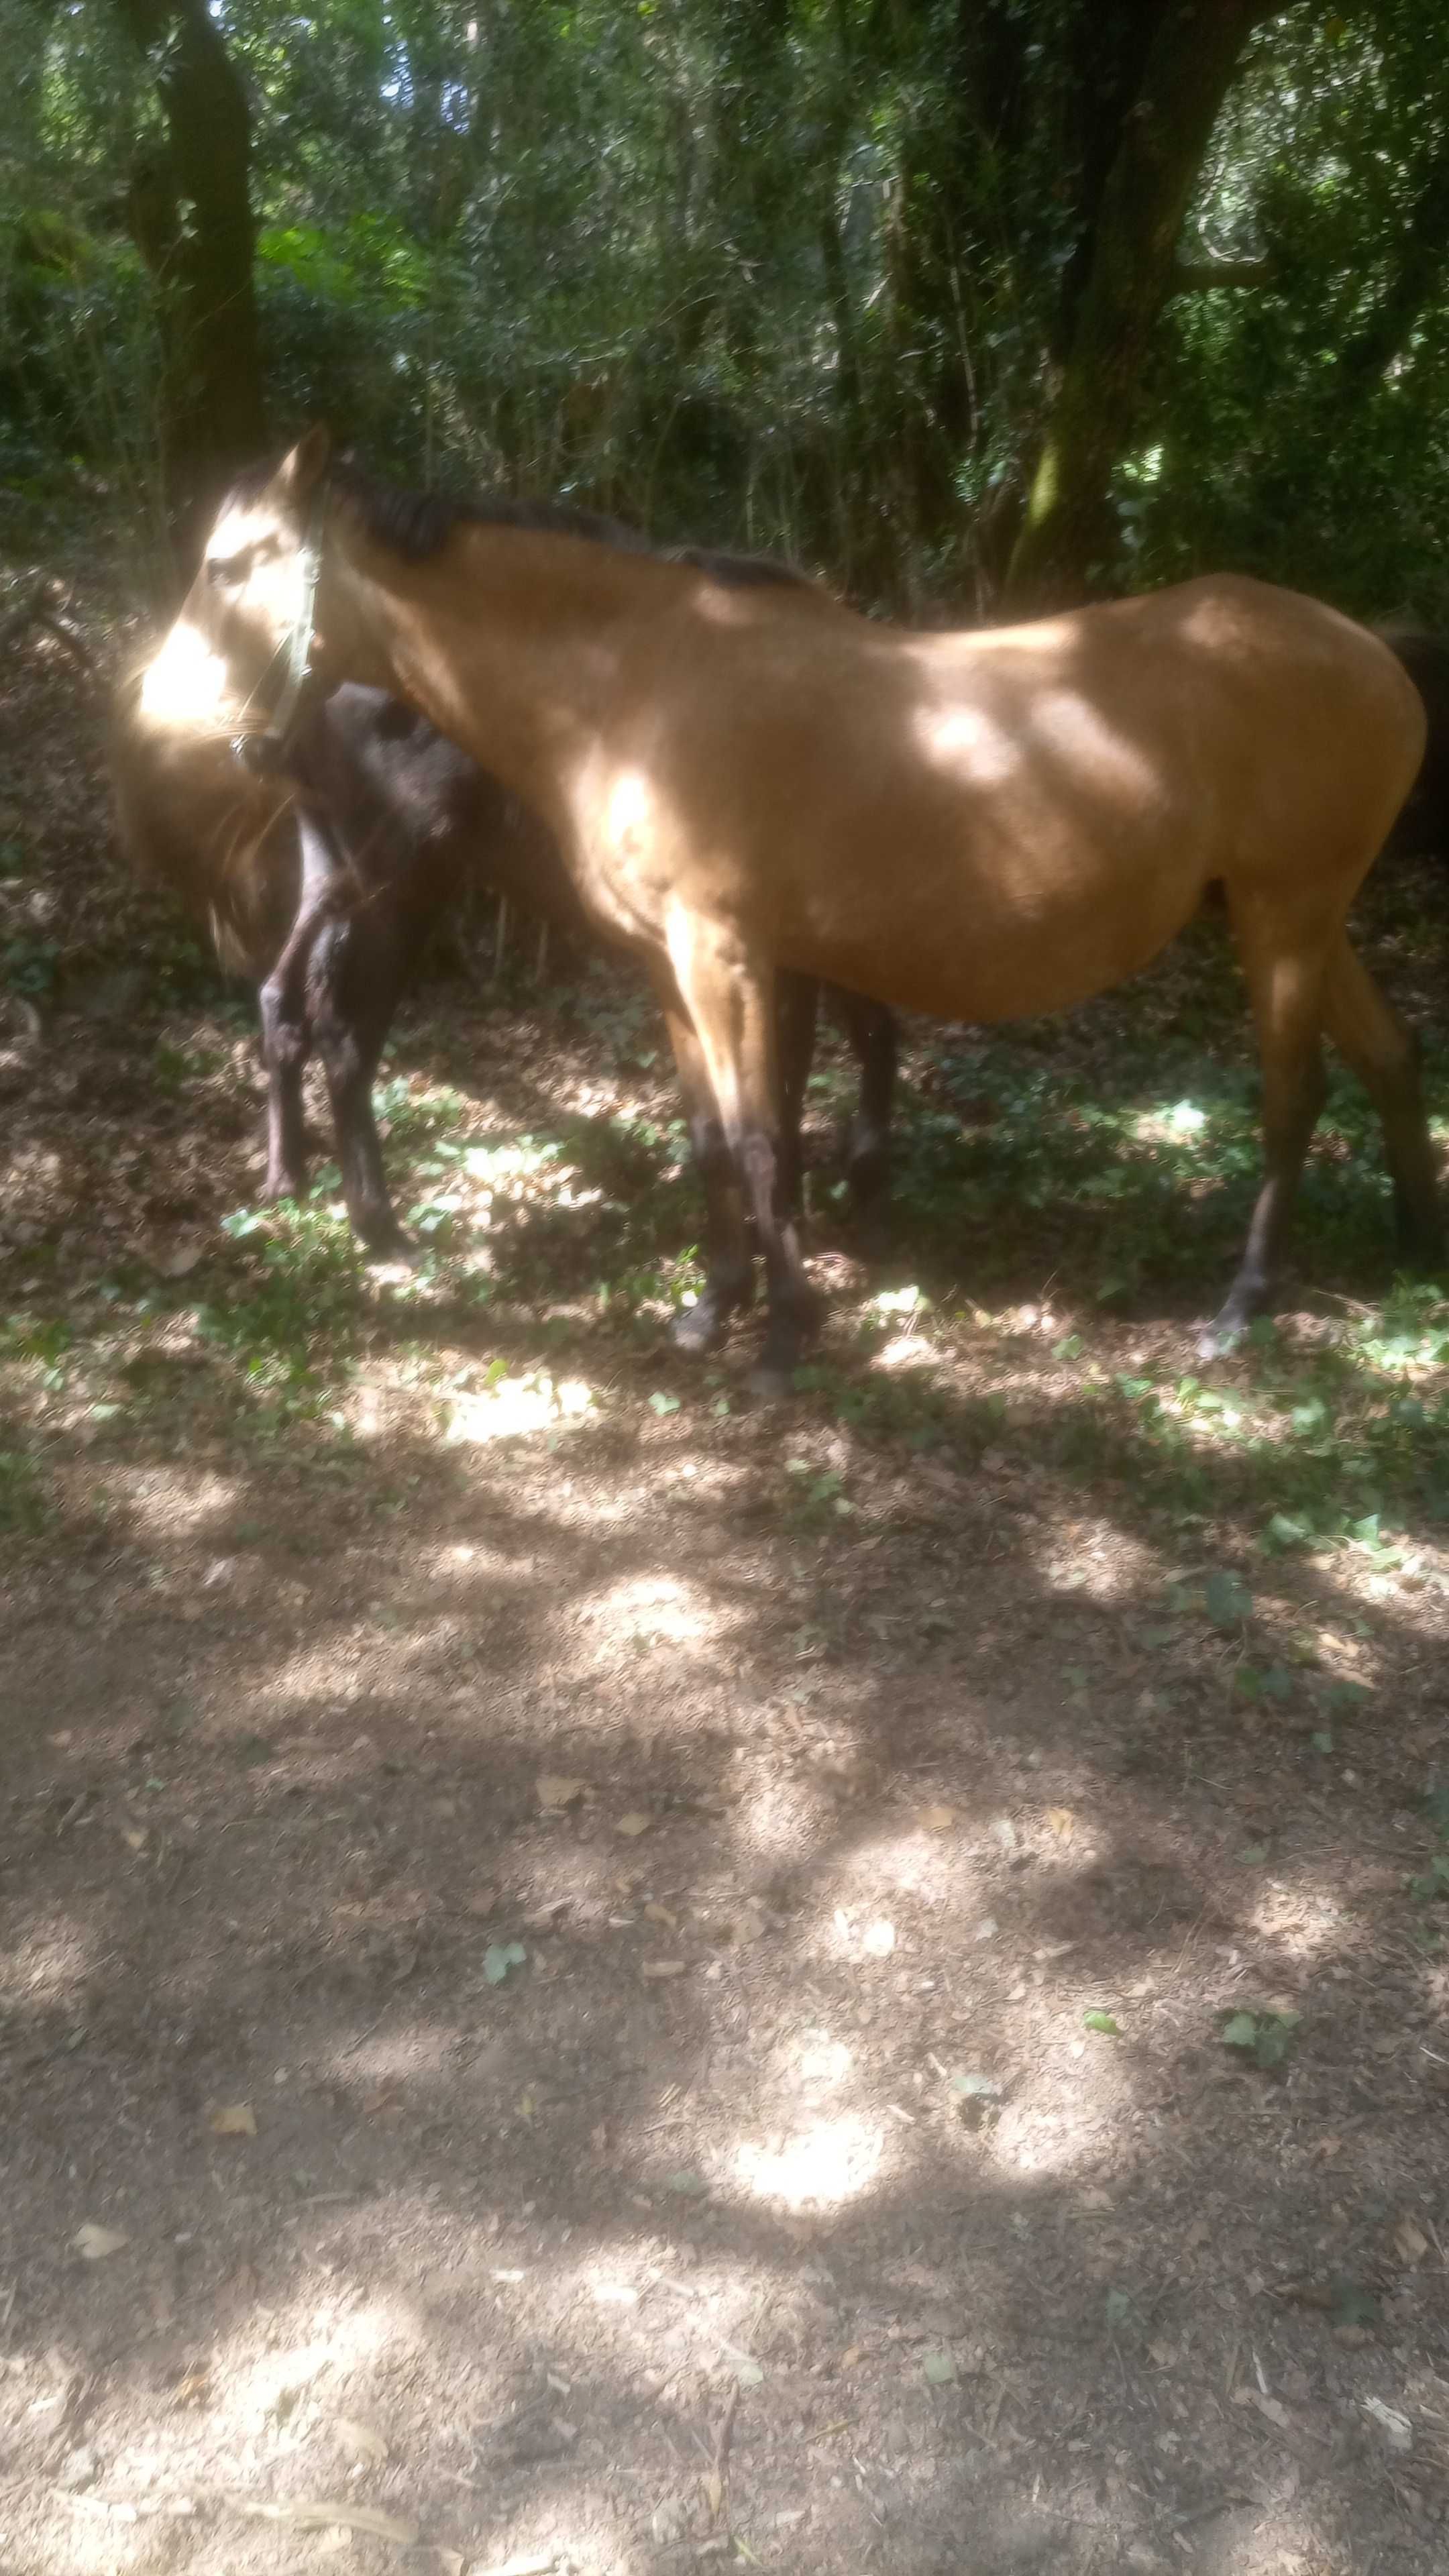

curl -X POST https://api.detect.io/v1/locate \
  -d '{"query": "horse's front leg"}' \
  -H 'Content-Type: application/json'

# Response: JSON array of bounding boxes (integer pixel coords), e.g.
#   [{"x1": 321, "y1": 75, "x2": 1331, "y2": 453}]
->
[
  {"x1": 655, "y1": 980, "x2": 755, "y2": 1352},
  {"x1": 665, "y1": 922, "x2": 824, "y2": 1397}
]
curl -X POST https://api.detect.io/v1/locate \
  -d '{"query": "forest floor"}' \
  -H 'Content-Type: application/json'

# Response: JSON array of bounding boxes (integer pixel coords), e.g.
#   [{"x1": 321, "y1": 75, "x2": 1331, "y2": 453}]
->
[{"x1": 4, "y1": 572, "x2": 1449, "y2": 2576}]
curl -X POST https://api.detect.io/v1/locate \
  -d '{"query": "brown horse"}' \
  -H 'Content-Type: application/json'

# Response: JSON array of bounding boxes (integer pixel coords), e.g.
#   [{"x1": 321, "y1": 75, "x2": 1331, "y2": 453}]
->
[
  {"x1": 183, "y1": 429, "x2": 1443, "y2": 1389},
  {"x1": 115, "y1": 622, "x2": 895, "y2": 1289}
]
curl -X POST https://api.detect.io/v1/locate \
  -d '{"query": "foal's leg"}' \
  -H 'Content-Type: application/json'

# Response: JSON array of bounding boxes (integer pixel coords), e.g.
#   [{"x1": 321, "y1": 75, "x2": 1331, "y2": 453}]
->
[
  {"x1": 258, "y1": 987, "x2": 311, "y2": 1204},
  {"x1": 1322, "y1": 932, "x2": 1444, "y2": 1266},
  {"x1": 257, "y1": 808, "x2": 348, "y2": 1204},
  {"x1": 830, "y1": 987, "x2": 897, "y2": 1220},
  {"x1": 1206, "y1": 902, "x2": 1330, "y2": 1350},
  {"x1": 666, "y1": 918, "x2": 823, "y2": 1396},
  {"x1": 311, "y1": 902, "x2": 412, "y2": 1257},
  {"x1": 775, "y1": 971, "x2": 820, "y2": 1218},
  {"x1": 657, "y1": 986, "x2": 756, "y2": 1352}
]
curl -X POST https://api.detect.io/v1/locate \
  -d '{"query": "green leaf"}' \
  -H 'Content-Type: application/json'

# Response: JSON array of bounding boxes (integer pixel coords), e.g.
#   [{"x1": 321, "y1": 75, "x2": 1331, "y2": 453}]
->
[
  {"x1": 1238, "y1": 1844, "x2": 1269, "y2": 1865},
  {"x1": 664, "y1": 2168, "x2": 706, "y2": 2196},
  {"x1": 648, "y1": 1391, "x2": 681, "y2": 1416},
  {"x1": 1104, "y1": 2288, "x2": 1133, "y2": 2330},
  {"x1": 1204, "y1": 1570, "x2": 1252, "y2": 1627},
  {"x1": 1220, "y1": 2011, "x2": 1259, "y2": 2049},
  {"x1": 922, "y1": 2350, "x2": 957, "y2": 2385},
  {"x1": 1083, "y1": 2009, "x2": 1120, "y2": 2036},
  {"x1": 1310, "y1": 1729, "x2": 1334, "y2": 1754},
  {"x1": 483, "y1": 1941, "x2": 527, "y2": 1985}
]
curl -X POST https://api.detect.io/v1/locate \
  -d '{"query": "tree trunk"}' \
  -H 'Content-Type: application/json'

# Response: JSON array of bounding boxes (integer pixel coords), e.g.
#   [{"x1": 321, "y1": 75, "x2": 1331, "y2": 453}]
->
[
  {"x1": 115, "y1": 0, "x2": 266, "y2": 565},
  {"x1": 1004, "y1": 0, "x2": 1279, "y2": 614}
]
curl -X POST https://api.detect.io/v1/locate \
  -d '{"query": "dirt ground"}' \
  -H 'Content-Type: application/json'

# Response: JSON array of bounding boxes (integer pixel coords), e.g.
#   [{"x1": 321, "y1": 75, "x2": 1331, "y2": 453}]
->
[{"x1": 3, "y1": 578, "x2": 1449, "y2": 2576}]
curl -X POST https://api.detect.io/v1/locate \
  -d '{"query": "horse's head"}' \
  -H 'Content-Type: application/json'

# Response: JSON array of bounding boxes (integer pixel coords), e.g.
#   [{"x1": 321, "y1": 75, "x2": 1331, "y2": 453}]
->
[{"x1": 186, "y1": 426, "x2": 368, "y2": 735}]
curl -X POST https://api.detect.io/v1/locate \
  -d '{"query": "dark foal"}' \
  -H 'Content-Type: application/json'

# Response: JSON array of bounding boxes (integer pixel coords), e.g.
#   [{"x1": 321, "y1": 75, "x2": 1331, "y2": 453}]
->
[{"x1": 115, "y1": 674, "x2": 897, "y2": 1275}]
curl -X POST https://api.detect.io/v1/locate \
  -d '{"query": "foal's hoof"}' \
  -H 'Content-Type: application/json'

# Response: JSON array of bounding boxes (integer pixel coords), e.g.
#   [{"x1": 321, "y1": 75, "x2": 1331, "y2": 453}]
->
[{"x1": 670, "y1": 1299, "x2": 727, "y2": 1356}]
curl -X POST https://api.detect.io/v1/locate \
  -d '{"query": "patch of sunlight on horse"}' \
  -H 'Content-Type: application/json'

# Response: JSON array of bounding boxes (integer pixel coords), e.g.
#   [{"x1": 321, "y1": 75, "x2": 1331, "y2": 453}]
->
[
  {"x1": 138, "y1": 618, "x2": 234, "y2": 727},
  {"x1": 445, "y1": 1371, "x2": 595, "y2": 1444},
  {"x1": 913, "y1": 698, "x2": 1022, "y2": 786},
  {"x1": 1033, "y1": 687, "x2": 1163, "y2": 798},
  {"x1": 735, "y1": 2112, "x2": 887, "y2": 2212},
  {"x1": 0, "y1": 1915, "x2": 94, "y2": 2010},
  {"x1": 604, "y1": 767, "x2": 655, "y2": 855}
]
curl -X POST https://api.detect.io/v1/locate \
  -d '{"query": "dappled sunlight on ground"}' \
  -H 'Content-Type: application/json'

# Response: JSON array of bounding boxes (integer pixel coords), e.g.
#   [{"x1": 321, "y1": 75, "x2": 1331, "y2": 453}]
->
[{"x1": 7, "y1": 637, "x2": 1449, "y2": 2565}]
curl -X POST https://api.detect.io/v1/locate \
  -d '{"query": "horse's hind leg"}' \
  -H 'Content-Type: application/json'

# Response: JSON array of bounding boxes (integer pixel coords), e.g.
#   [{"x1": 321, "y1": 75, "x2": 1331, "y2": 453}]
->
[
  {"x1": 657, "y1": 985, "x2": 755, "y2": 1352},
  {"x1": 1322, "y1": 933, "x2": 1444, "y2": 1266},
  {"x1": 1208, "y1": 904, "x2": 1330, "y2": 1350},
  {"x1": 666, "y1": 917, "x2": 823, "y2": 1396}
]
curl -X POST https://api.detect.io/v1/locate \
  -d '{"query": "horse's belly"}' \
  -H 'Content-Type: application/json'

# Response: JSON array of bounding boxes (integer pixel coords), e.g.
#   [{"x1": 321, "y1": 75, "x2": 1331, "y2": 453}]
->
[{"x1": 791, "y1": 854, "x2": 1205, "y2": 1026}]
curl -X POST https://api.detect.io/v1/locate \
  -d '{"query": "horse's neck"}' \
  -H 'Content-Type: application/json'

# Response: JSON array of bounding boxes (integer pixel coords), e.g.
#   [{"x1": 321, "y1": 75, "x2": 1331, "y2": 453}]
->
[{"x1": 345, "y1": 525, "x2": 653, "y2": 826}]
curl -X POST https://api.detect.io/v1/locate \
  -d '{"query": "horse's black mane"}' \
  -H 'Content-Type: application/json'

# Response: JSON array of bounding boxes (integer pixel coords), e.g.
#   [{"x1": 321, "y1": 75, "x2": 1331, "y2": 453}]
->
[{"x1": 225, "y1": 451, "x2": 812, "y2": 594}]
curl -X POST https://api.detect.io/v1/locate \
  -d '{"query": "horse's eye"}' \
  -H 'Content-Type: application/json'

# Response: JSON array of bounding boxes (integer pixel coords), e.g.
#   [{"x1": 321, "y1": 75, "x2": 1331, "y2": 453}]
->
[{"x1": 207, "y1": 549, "x2": 250, "y2": 588}]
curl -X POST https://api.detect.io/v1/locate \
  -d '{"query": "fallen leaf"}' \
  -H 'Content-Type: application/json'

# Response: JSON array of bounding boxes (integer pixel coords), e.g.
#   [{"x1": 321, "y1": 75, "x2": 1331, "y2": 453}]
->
[
  {"x1": 726, "y1": 1901, "x2": 767, "y2": 1945},
  {"x1": 363, "y1": 2080, "x2": 403, "y2": 2115},
  {"x1": 240, "y1": 2499, "x2": 419, "y2": 2544},
  {"x1": 120, "y1": 1825, "x2": 147, "y2": 1852},
  {"x1": 841, "y1": 2344, "x2": 865, "y2": 2368},
  {"x1": 643, "y1": 1901, "x2": 677, "y2": 1930},
  {"x1": 642, "y1": 1959, "x2": 687, "y2": 1980},
  {"x1": 1362, "y1": 2396, "x2": 1413, "y2": 2452},
  {"x1": 1046, "y1": 1807, "x2": 1075, "y2": 1840},
  {"x1": 209, "y1": 2104, "x2": 257, "y2": 2137},
  {"x1": 922, "y1": 2350, "x2": 957, "y2": 2385},
  {"x1": 483, "y1": 1942, "x2": 528, "y2": 1985},
  {"x1": 616, "y1": 1811, "x2": 651, "y2": 1837},
  {"x1": 334, "y1": 2416, "x2": 389, "y2": 2465},
  {"x1": 701, "y1": 2467, "x2": 724, "y2": 2518},
  {"x1": 1394, "y1": 2216, "x2": 1429, "y2": 2267},
  {"x1": 918, "y1": 1805, "x2": 955, "y2": 1832},
  {"x1": 537, "y1": 1774, "x2": 586, "y2": 1811},
  {"x1": 74, "y1": 2224, "x2": 129, "y2": 2261}
]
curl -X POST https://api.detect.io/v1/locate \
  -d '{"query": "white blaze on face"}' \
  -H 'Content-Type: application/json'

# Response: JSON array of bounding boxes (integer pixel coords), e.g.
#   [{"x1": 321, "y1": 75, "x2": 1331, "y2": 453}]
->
[{"x1": 138, "y1": 618, "x2": 233, "y2": 727}]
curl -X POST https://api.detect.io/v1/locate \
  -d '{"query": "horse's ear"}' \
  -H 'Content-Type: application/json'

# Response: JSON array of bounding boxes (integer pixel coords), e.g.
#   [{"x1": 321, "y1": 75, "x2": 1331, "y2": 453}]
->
[{"x1": 275, "y1": 424, "x2": 332, "y2": 504}]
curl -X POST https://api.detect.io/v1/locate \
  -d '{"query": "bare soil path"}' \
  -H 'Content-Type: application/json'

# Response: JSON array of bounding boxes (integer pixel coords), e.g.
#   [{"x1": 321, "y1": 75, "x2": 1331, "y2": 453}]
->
[{"x1": 3, "y1": 596, "x2": 1449, "y2": 2576}]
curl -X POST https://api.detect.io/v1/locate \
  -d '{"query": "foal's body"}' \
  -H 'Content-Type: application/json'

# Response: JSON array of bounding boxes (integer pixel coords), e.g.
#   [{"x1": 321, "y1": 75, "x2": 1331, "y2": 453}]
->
[{"x1": 191, "y1": 439, "x2": 1442, "y2": 1383}]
